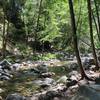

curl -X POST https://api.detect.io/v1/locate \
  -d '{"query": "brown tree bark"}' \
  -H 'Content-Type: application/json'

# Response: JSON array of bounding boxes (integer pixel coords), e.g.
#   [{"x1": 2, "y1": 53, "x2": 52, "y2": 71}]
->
[
  {"x1": 94, "y1": 0, "x2": 100, "y2": 41},
  {"x1": 68, "y1": 0, "x2": 88, "y2": 79},
  {"x1": 87, "y1": 0, "x2": 99, "y2": 70}
]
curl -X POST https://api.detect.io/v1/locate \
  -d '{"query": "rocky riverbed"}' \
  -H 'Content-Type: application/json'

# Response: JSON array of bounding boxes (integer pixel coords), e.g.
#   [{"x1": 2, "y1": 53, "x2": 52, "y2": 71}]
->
[{"x1": 0, "y1": 54, "x2": 100, "y2": 100}]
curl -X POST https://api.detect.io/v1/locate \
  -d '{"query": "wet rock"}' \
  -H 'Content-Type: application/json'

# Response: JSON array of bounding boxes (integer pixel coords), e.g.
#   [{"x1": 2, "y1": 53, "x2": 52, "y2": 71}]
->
[{"x1": 6, "y1": 93, "x2": 26, "y2": 100}]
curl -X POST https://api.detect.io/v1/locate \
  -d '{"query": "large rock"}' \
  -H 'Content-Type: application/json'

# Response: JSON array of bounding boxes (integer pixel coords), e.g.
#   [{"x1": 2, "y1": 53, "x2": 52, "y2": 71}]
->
[
  {"x1": 71, "y1": 85, "x2": 100, "y2": 100},
  {"x1": 33, "y1": 78, "x2": 56, "y2": 88},
  {"x1": 37, "y1": 64, "x2": 48, "y2": 73}
]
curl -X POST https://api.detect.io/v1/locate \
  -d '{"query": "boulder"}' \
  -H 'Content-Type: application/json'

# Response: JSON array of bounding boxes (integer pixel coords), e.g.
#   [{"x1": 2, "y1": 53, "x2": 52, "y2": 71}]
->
[
  {"x1": 37, "y1": 64, "x2": 48, "y2": 73},
  {"x1": 71, "y1": 85, "x2": 100, "y2": 100}
]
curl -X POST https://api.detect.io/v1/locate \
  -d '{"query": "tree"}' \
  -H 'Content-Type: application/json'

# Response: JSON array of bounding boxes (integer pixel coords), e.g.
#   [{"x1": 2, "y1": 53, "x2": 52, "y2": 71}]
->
[
  {"x1": 87, "y1": 0, "x2": 99, "y2": 70},
  {"x1": 68, "y1": 0, "x2": 88, "y2": 79}
]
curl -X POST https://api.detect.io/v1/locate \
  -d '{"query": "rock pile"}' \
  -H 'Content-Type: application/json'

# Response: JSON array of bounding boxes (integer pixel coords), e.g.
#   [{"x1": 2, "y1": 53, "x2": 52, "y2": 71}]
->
[{"x1": 0, "y1": 59, "x2": 13, "y2": 81}]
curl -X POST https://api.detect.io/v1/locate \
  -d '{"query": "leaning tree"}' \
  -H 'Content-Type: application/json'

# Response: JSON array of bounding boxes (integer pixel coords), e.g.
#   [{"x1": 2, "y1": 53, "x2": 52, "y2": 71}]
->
[{"x1": 68, "y1": 0, "x2": 92, "y2": 80}]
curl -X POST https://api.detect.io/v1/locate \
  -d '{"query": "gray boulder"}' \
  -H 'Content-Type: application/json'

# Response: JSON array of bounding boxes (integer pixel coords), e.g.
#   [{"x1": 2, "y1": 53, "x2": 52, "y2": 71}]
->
[{"x1": 71, "y1": 85, "x2": 100, "y2": 100}]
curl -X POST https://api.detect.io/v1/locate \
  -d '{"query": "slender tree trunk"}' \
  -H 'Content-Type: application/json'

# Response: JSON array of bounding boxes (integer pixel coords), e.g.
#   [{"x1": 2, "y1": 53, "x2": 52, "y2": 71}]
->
[
  {"x1": 87, "y1": 0, "x2": 99, "y2": 70},
  {"x1": 94, "y1": 0, "x2": 100, "y2": 41},
  {"x1": 2, "y1": 13, "x2": 6, "y2": 59},
  {"x1": 68, "y1": 0, "x2": 88, "y2": 79}
]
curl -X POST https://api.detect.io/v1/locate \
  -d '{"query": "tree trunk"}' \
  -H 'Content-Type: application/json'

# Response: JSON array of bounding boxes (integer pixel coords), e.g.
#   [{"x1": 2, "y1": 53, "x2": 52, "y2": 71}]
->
[
  {"x1": 2, "y1": 13, "x2": 6, "y2": 59},
  {"x1": 68, "y1": 0, "x2": 87, "y2": 79},
  {"x1": 94, "y1": 0, "x2": 100, "y2": 41},
  {"x1": 87, "y1": 0, "x2": 99, "y2": 70}
]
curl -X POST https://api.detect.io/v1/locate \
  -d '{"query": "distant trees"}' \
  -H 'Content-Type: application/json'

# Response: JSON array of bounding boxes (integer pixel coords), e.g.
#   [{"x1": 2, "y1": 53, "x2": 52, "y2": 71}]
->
[{"x1": 0, "y1": 0, "x2": 100, "y2": 57}]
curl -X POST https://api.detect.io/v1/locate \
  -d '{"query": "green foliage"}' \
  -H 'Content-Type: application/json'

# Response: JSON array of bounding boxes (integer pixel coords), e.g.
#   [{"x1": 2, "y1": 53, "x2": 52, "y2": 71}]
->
[{"x1": 0, "y1": 0, "x2": 100, "y2": 53}]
